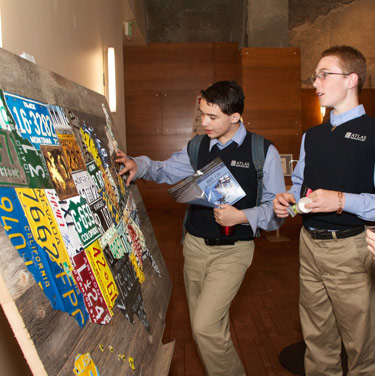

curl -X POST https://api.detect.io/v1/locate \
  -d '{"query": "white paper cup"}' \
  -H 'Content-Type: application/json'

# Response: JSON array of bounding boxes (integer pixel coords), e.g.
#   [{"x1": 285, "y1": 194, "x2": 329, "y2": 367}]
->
[{"x1": 296, "y1": 197, "x2": 312, "y2": 214}]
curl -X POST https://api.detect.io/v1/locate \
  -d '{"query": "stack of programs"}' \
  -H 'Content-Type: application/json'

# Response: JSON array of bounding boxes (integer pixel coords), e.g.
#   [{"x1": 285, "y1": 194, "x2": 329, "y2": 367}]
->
[{"x1": 168, "y1": 157, "x2": 246, "y2": 208}]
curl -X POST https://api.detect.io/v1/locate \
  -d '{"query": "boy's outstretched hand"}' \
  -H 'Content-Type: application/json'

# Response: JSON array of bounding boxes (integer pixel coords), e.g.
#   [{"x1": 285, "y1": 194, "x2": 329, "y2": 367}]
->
[{"x1": 115, "y1": 150, "x2": 137, "y2": 187}]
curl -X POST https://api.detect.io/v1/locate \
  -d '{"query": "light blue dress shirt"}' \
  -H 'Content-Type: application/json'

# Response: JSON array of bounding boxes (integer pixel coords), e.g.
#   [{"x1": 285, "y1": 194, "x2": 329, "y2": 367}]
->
[
  {"x1": 133, "y1": 123, "x2": 285, "y2": 233},
  {"x1": 289, "y1": 104, "x2": 375, "y2": 221}
]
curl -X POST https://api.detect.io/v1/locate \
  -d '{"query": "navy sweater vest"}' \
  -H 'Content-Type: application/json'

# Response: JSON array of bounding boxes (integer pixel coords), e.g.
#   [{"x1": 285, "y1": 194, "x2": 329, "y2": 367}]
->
[
  {"x1": 185, "y1": 133, "x2": 271, "y2": 240},
  {"x1": 303, "y1": 114, "x2": 375, "y2": 230}
]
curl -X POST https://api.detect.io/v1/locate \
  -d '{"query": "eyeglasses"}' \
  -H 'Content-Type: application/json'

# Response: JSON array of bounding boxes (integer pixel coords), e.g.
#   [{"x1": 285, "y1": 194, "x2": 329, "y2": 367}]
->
[{"x1": 310, "y1": 71, "x2": 352, "y2": 84}]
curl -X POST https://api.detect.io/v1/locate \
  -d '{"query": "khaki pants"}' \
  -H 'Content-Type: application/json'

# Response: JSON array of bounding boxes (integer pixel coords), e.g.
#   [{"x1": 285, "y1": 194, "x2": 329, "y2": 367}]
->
[
  {"x1": 183, "y1": 233, "x2": 254, "y2": 376},
  {"x1": 299, "y1": 227, "x2": 375, "y2": 376}
]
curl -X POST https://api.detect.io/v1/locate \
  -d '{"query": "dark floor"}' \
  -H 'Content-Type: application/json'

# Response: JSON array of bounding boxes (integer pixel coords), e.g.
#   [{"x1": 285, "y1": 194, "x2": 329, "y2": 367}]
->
[{"x1": 140, "y1": 184, "x2": 304, "y2": 376}]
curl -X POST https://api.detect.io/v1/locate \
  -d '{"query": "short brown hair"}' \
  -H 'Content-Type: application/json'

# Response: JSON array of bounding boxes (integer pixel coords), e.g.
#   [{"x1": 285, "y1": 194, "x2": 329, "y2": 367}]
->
[
  {"x1": 321, "y1": 45, "x2": 367, "y2": 94},
  {"x1": 201, "y1": 81, "x2": 245, "y2": 115}
]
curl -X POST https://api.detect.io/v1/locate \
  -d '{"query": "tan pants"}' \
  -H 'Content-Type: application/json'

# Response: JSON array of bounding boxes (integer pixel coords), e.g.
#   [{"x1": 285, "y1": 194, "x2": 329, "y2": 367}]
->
[
  {"x1": 299, "y1": 227, "x2": 375, "y2": 376},
  {"x1": 183, "y1": 233, "x2": 254, "y2": 376}
]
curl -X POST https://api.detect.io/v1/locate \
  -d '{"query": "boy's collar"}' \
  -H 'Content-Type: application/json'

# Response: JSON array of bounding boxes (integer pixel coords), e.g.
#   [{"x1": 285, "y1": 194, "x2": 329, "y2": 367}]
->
[
  {"x1": 330, "y1": 104, "x2": 365, "y2": 126},
  {"x1": 209, "y1": 122, "x2": 246, "y2": 151}
]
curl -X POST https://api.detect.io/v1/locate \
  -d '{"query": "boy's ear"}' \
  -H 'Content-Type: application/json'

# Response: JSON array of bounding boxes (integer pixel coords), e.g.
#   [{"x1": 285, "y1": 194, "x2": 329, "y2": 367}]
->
[
  {"x1": 230, "y1": 112, "x2": 241, "y2": 124},
  {"x1": 347, "y1": 72, "x2": 359, "y2": 90}
]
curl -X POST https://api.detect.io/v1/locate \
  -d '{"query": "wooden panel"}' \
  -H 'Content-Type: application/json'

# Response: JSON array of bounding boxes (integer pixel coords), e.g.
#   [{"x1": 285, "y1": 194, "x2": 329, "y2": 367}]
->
[
  {"x1": 162, "y1": 90, "x2": 200, "y2": 135},
  {"x1": 127, "y1": 134, "x2": 191, "y2": 161},
  {"x1": 213, "y1": 42, "x2": 240, "y2": 82},
  {"x1": 125, "y1": 90, "x2": 163, "y2": 135},
  {"x1": 136, "y1": 181, "x2": 185, "y2": 213},
  {"x1": 248, "y1": 127, "x2": 302, "y2": 161},
  {"x1": 0, "y1": 47, "x2": 172, "y2": 376},
  {"x1": 123, "y1": 42, "x2": 244, "y2": 162},
  {"x1": 124, "y1": 45, "x2": 305, "y2": 183},
  {"x1": 124, "y1": 43, "x2": 215, "y2": 91},
  {"x1": 241, "y1": 48, "x2": 302, "y2": 130},
  {"x1": 124, "y1": 42, "x2": 214, "y2": 65},
  {"x1": 360, "y1": 89, "x2": 375, "y2": 117},
  {"x1": 301, "y1": 89, "x2": 323, "y2": 132}
]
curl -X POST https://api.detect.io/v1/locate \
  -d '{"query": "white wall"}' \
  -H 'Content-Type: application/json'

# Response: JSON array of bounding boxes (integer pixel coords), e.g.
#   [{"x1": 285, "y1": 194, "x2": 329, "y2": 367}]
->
[
  {"x1": 0, "y1": 1, "x2": 126, "y2": 374},
  {"x1": 0, "y1": 0, "x2": 126, "y2": 147}
]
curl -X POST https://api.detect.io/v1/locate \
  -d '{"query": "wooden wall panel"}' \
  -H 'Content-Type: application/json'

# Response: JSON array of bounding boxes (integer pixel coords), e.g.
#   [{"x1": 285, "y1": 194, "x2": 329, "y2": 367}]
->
[
  {"x1": 240, "y1": 48, "x2": 302, "y2": 160},
  {"x1": 124, "y1": 42, "x2": 241, "y2": 165},
  {"x1": 301, "y1": 89, "x2": 323, "y2": 132},
  {"x1": 250, "y1": 128, "x2": 302, "y2": 165},
  {"x1": 124, "y1": 42, "x2": 214, "y2": 65},
  {"x1": 136, "y1": 181, "x2": 184, "y2": 212},
  {"x1": 126, "y1": 134, "x2": 191, "y2": 161},
  {"x1": 241, "y1": 48, "x2": 302, "y2": 130},
  {"x1": 360, "y1": 89, "x2": 375, "y2": 116},
  {"x1": 124, "y1": 43, "x2": 215, "y2": 91},
  {"x1": 125, "y1": 91, "x2": 163, "y2": 135},
  {"x1": 162, "y1": 90, "x2": 200, "y2": 135},
  {"x1": 213, "y1": 42, "x2": 240, "y2": 82}
]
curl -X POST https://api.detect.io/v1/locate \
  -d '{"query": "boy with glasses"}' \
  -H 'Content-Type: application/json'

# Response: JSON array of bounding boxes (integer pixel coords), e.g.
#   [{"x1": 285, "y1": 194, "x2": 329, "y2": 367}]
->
[{"x1": 274, "y1": 45, "x2": 375, "y2": 375}]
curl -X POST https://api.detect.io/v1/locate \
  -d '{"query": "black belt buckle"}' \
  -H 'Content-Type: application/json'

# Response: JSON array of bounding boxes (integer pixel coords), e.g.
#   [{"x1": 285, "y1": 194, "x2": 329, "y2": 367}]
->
[{"x1": 204, "y1": 238, "x2": 236, "y2": 246}]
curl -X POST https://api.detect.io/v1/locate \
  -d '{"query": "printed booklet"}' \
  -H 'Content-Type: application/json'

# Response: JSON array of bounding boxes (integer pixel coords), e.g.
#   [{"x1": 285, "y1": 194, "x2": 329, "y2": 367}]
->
[{"x1": 168, "y1": 157, "x2": 246, "y2": 208}]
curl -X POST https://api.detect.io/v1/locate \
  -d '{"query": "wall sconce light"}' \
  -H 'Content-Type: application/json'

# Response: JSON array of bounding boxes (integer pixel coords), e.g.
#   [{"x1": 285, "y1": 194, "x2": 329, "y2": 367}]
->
[
  {"x1": 320, "y1": 106, "x2": 326, "y2": 120},
  {"x1": 107, "y1": 47, "x2": 116, "y2": 112}
]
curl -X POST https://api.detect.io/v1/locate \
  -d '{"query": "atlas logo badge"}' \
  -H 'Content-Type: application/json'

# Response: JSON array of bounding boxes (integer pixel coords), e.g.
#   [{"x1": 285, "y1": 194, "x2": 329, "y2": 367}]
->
[
  {"x1": 230, "y1": 160, "x2": 250, "y2": 168},
  {"x1": 345, "y1": 132, "x2": 366, "y2": 142}
]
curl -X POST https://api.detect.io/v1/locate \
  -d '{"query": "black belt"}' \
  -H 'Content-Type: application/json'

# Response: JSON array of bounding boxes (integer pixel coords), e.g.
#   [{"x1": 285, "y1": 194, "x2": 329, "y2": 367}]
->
[
  {"x1": 204, "y1": 238, "x2": 253, "y2": 246},
  {"x1": 304, "y1": 226, "x2": 365, "y2": 240}
]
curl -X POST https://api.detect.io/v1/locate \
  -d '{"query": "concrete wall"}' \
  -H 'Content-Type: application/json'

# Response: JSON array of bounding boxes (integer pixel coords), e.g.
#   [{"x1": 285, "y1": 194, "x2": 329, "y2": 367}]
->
[
  {"x1": 0, "y1": 0, "x2": 126, "y2": 146},
  {"x1": 145, "y1": 0, "x2": 247, "y2": 47},
  {"x1": 245, "y1": 0, "x2": 374, "y2": 87},
  {"x1": 289, "y1": 0, "x2": 375, "y2": 87},
  {"x1": 144, "y1": 0, "x2": 375, "y2": 88},
  {"x1": 247, "y1": 0, "x2": 289, "y2": 47},
  {"x1": 289, "y1": 0, "x2": 355, "y2": 29}
]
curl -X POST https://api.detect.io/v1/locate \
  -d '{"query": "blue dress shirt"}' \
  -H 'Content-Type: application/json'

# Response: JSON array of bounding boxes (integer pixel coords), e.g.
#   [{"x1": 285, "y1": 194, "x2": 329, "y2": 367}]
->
[
  {"x1": 133, "y1": 123, "x2": 286, "y2": 233},
  {"x1": 289, "y1": 105, "x2": 375, "y2": 221}
]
